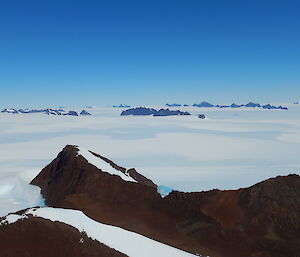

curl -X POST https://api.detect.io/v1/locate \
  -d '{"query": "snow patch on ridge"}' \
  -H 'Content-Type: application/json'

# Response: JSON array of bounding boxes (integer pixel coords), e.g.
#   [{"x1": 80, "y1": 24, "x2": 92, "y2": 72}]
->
[
  {"x1": 0, "y1": 213, "x2": 28, "y2": 225},
  {"x1": 76, "y1": 147, "x2": 137, "y2": 183},
  {"x1": 1, "y1": 207, "x2": 197, "y2": 257}
]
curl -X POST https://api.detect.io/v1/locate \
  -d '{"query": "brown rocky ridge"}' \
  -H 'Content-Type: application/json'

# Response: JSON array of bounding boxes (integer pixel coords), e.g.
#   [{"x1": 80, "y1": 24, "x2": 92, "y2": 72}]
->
[
  {"x1": 0, "y1": 208, "x2": 127, "y2": 257},
  {"x1": 30, "y1": 145, "x2": 300, "y2": 257}
]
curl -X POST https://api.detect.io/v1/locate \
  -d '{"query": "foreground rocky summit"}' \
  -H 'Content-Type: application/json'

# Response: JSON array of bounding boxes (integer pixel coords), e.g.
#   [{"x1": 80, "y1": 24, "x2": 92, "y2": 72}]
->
[
  {"x1": 0, "y1": 208, "x2": 127, "y2": 257},
  {"x1": 29, "y1": 145, "x2": 300, "y2": 257},
  {"x1": 1, "y1": 207, "x2": 194, "y2": 257}
]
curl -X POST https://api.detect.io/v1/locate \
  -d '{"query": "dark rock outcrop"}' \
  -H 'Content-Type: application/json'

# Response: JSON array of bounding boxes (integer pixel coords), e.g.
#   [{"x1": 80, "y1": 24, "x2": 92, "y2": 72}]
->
[
  {"x1": 31, "y1": 146, "x2": 300, "y2": 257},
  {"x1": 193, "y1": 102, "x2": 214, "y2": 107},
  {"x1": 0, "y1": 210, "x2": 127, "y2": 257},
  {"x1": 166, "y1": 103, "x2": 182, "y2": 107},
  {"x1": 1, "y1": 108, "x2": 19, "y2": 114},
  {"x1": 153, "y1": 108, "x2": 190, "y2": 116},
  {"x1": 245, "y1": 102, "x2": 261, "y2": 108},
  {"x1": 80, "y1": 110, "x2": 91, "y2": 115},
  {"x1": 63, "y1": 111, "x2": 79, "y2": 116},
  {"x1": 121, "y1": 107, "x2": 157, "y2": 116},
  {"x1": 45, "y1": 109, "x2": 63, "y2": 115},
  {"x1": 0, "y1": 108, "x2": 90, "y2": 116},
  {"x1": 18, "y1": 109, "x2": 31, "y2": 113},
  {"x1": 191, "y1": 102, "x2": 288, "y2": 110},
  {"x1": 230, "y1": 103, "x2": 244, "y2": 108},
  {"x1": 260, "y1": 104, "x2": 288, "y2": 110},
  {"x1": 121, "y1": 107, "x2": 190, "y2": 116}
]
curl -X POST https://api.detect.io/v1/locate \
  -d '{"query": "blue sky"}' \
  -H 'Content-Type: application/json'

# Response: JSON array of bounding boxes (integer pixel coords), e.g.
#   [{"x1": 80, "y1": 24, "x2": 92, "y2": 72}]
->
[{"x1": 0, "y1": 0, "x2": 299, "y2": 107}]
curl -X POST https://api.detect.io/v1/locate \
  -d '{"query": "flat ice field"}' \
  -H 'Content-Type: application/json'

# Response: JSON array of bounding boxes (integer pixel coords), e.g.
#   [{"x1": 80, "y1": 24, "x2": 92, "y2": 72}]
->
[{"x1": 0, "y1": 105, "x2": 299, "y2": 216}]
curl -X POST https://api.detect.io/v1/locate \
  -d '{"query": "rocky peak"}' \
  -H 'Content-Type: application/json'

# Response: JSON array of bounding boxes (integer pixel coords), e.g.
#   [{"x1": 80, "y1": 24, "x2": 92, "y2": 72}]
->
[{"x1": 30, "y1": 146, "x2": 300, "y2": 257}]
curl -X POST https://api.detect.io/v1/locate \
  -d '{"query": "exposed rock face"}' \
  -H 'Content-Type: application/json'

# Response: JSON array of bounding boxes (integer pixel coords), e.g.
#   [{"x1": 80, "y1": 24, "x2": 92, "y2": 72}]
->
[
  {"x1": 1, "y1": 108, "x2": 19, "y2": 113},
  {"x1": 191, "y1": 102, "x2": 288, "y2": 110},
  {"x1": 121, "y1": 107, "x2": 157, "y2": 116},
  {"x1": 245, "y1": 102, "x2": 261, "y2": 107},
  {"x1": 31, "y1": 145, "x2": 157, "y2": 206},
  {"x1": 80, "y1": 110, "x2": 91, "y2": 115},
  {"x1": 153, "y1": 108, "x2": 190, "y2": 116},
  {"x1": 45, "y1": 109, "x2": 63, "y2": 115},
  {"x1": 63, "y1": 110, "x2": 79, "y2": 116},
  {"x1": 31, "y1": 146, "x2": 300, "y2": 257},
  {"x1": 230, "y1": 103, "x2": 244, "y2": 108},
  {"x1": 0, "y1": 210, "x2": 127, "y2": 257},
  {"x1": 193, "y1": 102, "x2": 215, "y2": 107},
  {"x1": 121, "y1": 107, "x2": 191, "y2": 116},
  {"x1": 1, "y1": 108, "x2": 93, "y2": 116},
  {"x1": 166, "y1": 103, "x2": 182, "y2": 107},
  {"x1": 262, "y1": 104, "x2": 288, "y2": 110}
]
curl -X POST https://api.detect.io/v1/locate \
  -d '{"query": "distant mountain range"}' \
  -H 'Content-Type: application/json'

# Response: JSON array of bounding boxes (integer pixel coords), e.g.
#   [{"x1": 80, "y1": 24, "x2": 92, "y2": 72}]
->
[
  {"x1": 121, "y1": 107, "x2": 191, "y2": 116},
  {"x1": 113, "y1": 104, "x2": 131, "y2": 108},
  {"x1": 166, "y1": 102, "x2": 288, "y2": 110},
  {"x1": 1, "y1": 108, "x2": 91, "y2": 116}
]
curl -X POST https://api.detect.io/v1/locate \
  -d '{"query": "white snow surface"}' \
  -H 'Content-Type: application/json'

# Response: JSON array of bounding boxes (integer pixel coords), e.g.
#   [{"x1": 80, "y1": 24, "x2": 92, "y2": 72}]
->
[
  {"x1": 0, "y1": 105, "x2": 300, "y2": 216},
  {"x1": 77, "y1": 147, "x2": 136, "y2": 182},
  {"x1": 0, "y1": 171, "x2": 45, "y2": 217},
  {"x1": 1, "y1": 207, "x2": 197, "y2": 257}
]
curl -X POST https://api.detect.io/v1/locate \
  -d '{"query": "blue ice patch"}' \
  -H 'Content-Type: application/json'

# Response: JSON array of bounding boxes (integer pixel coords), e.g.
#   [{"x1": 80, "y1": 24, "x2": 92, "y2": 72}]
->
[{"x1": 158, "y1": 185, "x2": 173, "y2": 197}]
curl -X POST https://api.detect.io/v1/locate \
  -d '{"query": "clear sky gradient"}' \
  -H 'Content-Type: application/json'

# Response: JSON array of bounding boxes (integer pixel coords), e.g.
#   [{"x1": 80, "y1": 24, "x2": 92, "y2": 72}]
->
[{"x1": 0, "y1": 0, "x2": 299, "y2": 107}]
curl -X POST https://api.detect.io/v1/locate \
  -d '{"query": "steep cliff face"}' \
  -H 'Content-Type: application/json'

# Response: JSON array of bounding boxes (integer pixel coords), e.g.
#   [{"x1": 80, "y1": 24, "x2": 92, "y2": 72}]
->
[
  {"x1": 31, "y1": 145, "x2": 157, "y2": 206},
  {"x1": 31, "y1": 145, "x2": 300, "y2": 257}
]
